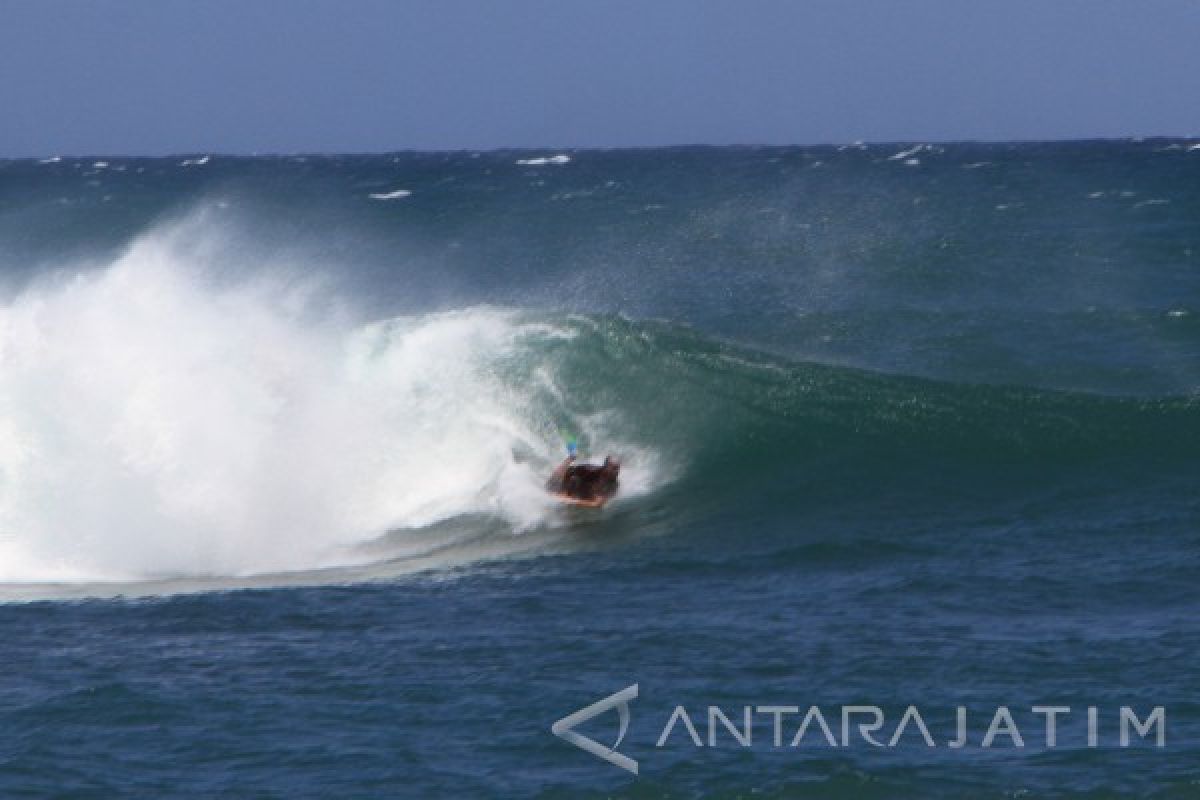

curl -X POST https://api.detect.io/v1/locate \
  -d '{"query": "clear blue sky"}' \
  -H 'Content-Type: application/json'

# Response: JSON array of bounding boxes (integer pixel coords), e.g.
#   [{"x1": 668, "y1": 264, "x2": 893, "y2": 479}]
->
[{"x1": 2, "y1": 0, "x2": 1197, "y2": 156}]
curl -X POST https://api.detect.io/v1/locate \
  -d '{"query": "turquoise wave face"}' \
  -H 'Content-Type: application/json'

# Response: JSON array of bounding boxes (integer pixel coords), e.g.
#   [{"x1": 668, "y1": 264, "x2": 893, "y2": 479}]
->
[{"x1": 523, "y1": 313, "x2": 1200, "y2": 471}]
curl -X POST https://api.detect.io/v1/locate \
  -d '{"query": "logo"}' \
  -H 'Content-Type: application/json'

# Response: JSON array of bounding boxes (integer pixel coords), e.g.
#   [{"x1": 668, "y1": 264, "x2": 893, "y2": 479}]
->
[
  {"x1": 552, "y1": 686, "x2": 1168, "y2": 776},
  {"x1": 551, "y1": 684, "x2": 639, "y2": 774}
]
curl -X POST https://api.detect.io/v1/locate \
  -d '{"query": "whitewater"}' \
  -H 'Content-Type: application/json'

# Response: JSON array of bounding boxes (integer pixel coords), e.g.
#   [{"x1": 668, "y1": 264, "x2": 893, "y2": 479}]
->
[{"x1": 0, "y1": 217, "x2": 658, "y2": 585}]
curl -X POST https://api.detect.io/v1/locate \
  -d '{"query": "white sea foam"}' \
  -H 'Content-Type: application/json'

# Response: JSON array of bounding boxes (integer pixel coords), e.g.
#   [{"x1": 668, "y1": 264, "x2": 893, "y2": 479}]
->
[
  {"x1": 516, "y1": 154, "x2": 571, "y2": 166},
  {"x1": 0, "y1": 218, "x2": 657, "y2": 587},
  {"x1": 368, "y1": 188, "x2": 412, "y2": 200},
  {"x1": 888, "y1": 145, "x2": 924, "y2": 161},
  {"x1": 181, "y1": 155, "x2": 211, "y2": 166},
  {"x1": 38, "y1": 156, "x2": 61, "y2": 164}
]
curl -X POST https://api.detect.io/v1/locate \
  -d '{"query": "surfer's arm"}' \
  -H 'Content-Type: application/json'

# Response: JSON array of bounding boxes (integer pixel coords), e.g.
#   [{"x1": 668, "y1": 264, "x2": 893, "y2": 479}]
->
[
  {"x1": 574, "y1": 496, "x2": 608, "y2": 508},
  {"x1": 545, "y1": 456, "x2": 575, "y2": 490}
]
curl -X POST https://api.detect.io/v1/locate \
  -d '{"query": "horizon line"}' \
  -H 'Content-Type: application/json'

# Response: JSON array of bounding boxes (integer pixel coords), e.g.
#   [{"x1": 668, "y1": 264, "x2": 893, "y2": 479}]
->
[{"x1": 5, "y1": 134, "x2": 1199, "y2": 161}]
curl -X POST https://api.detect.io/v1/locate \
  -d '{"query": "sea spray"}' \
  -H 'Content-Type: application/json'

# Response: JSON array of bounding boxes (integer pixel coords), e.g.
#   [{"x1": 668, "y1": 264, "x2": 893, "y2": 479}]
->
[{"x1": 0, "y1": 224, "x2": 659, "y2": 582}]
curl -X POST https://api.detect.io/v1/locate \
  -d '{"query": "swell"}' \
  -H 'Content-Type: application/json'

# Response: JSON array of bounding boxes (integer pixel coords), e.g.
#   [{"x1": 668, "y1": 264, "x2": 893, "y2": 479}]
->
[{"x1": 0, "y1": 227, "x2": 1194, "y2": 588}]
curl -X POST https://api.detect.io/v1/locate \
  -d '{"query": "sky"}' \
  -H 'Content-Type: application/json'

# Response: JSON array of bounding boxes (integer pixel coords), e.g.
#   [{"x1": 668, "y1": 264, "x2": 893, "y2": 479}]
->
[{"x1": 1, "y1": 0, "x2": 1198, "y2": 156}]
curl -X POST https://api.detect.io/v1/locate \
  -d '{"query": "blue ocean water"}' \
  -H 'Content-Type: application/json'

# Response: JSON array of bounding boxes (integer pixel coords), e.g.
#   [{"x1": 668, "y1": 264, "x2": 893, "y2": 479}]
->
[{"x1": 0, "y1": 142, "x2": 1198, "y2": 797}]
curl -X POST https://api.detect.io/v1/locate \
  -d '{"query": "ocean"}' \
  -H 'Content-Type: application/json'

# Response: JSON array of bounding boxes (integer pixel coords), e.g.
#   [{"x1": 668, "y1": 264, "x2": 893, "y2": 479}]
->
[{"x1": 0, "y1": 141, "x2": 1197, "y2": 797}]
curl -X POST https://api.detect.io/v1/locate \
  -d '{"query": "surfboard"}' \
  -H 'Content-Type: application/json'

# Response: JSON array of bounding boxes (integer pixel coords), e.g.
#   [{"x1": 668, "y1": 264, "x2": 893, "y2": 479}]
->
[{"x1": 551, "y1": 492, "x2": 609, "y2": 508}]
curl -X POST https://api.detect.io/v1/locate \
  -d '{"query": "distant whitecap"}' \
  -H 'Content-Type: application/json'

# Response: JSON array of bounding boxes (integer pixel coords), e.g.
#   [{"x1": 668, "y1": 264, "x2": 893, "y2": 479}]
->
[
  {"x1": 889, "y1": 145, "x2": 923, "y2": 161},
  {"x1": 368, "y1": 188, "x2": 412, "y2": 200},
  {"x1": 516, "y1": 154, "x2": 571, "y2": 166},
  {"x1": 180, "y1": 155, "x2": 211, "y2": 166}
]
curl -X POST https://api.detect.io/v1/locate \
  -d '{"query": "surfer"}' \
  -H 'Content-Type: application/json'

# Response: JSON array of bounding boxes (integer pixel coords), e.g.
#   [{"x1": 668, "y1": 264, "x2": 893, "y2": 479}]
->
[{"x1": 546, "y1": 454, "x2": 621, "y2": 507}]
